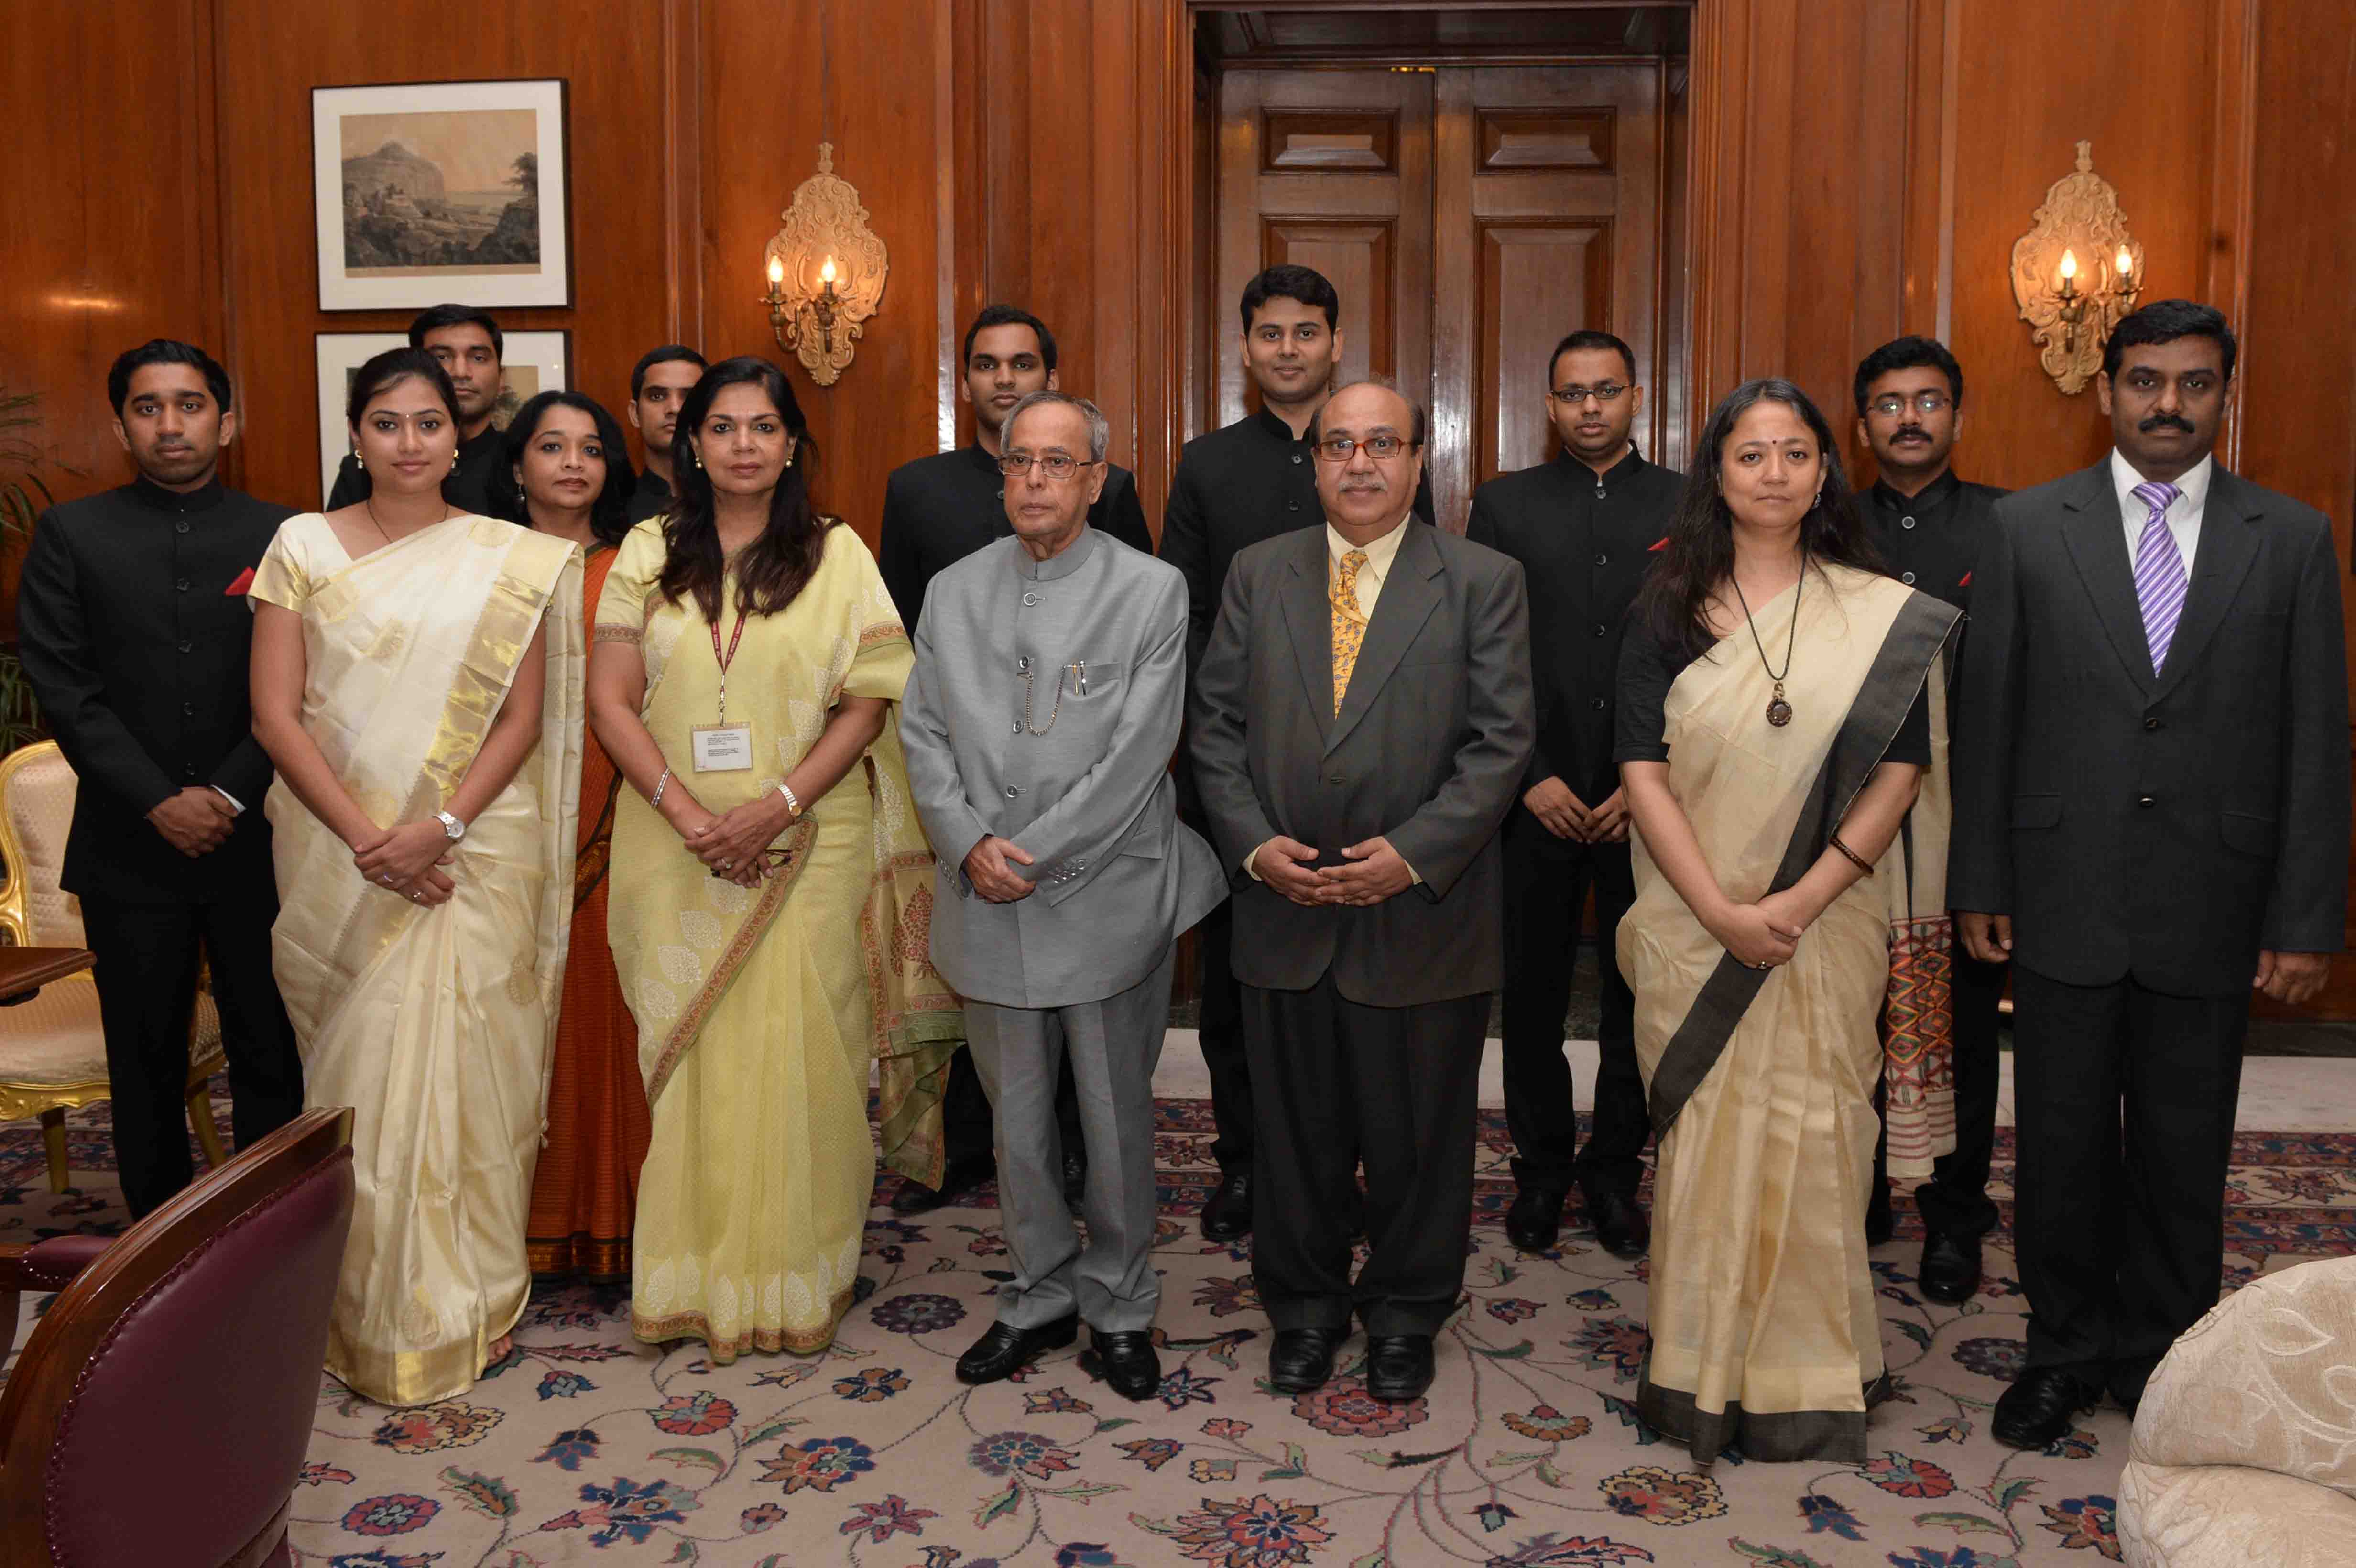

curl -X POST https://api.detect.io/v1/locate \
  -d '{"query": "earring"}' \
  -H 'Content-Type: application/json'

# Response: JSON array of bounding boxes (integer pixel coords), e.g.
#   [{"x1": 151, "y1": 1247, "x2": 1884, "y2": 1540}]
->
[
  {"x1": 451, "y1": 452, "x2": 460, "y2": 471},
  {"x1": 784, "y1": 450, "x2": 795, "y2": 469},
  {"x1": 691, "y1": 449, "x2": 704, "y2": 469}
]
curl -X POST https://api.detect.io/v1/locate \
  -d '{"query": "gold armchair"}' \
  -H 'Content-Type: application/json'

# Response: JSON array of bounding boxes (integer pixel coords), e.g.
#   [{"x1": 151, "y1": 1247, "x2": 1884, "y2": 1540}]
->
[{"x1": 0, "y1": 741, "x2": 227, "y2": 1192}]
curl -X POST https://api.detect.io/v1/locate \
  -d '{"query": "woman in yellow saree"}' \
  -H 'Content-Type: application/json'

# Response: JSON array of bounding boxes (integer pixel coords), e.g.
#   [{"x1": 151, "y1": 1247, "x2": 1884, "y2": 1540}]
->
[
  {"x1": 588, "y1": 357, "x2": 958, "y2": 1363},
  {"x1": 1615, "y1": 379, "x2": 1960, "y2": 1464},
  {"x1": 250, "y1": 348, "x2": 584, "y2": 1406}
]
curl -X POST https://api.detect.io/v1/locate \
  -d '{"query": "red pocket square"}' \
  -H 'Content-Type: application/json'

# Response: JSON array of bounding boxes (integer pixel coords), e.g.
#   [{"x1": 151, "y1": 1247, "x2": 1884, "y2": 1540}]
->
[
  {"x1": 1648, "y1": 536, "x2": 1668, "y2": 552},
  {"x1": 224, "y1": 566, "x2": 256, "y2": 597},
  {"x1": 1958, "y1": 571, "x2": 1972, "y2": 588}
]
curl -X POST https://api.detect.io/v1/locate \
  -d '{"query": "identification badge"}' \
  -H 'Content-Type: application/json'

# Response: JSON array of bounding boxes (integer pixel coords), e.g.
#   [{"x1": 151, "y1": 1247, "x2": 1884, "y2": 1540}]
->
[{"x1": 690, "y1": 724, "x2": 753, "y2": 773}]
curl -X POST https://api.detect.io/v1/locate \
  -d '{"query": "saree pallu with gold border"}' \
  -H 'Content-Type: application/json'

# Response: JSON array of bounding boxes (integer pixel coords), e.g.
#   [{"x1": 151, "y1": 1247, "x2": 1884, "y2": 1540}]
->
[
  {"x1": 1618, "y1": 561, "x2": 1959, "y2": 1464},
  {"x1": 599, "y1": 521, "x2": 960, "y2": 1362},
  {"x1": 251, "y1": 512, "x2": 584, "y2": 1407}
]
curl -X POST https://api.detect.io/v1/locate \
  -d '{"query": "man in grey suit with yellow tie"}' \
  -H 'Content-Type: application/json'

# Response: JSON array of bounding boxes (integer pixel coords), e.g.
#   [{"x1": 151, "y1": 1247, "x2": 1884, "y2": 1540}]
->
[
  {"x1": 1191, "y1": 380, "x2": 1534, "y2": 1403},
  {"x1": 901, "y1": 391, "x2": 1225, "y2": 1401}
]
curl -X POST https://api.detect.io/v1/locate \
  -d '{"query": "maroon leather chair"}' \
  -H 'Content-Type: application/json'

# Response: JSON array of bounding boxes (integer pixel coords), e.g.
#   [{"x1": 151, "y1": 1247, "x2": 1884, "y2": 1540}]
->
[{"x1": 0, "y1": 1107, "x2": 354, "y2": 1567}]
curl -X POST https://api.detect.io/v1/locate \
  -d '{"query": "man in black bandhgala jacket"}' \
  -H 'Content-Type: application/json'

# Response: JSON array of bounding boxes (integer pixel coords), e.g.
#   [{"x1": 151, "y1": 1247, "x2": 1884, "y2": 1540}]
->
[{"x1": 16, "y1": 339, "x2": 305, "y2": 1219}]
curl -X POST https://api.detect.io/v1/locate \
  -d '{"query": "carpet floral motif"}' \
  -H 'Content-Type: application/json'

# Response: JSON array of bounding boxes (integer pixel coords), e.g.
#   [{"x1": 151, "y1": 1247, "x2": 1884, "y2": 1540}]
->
[{"x1": 6, "y1": 1097, "x2": 2350, "y2": 1565}]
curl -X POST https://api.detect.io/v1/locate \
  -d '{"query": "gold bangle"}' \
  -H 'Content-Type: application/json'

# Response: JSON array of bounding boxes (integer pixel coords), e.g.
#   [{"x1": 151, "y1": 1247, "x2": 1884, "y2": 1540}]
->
[{"x1": 1829, "y1": 832, "x2": 1873, "y2": 873}]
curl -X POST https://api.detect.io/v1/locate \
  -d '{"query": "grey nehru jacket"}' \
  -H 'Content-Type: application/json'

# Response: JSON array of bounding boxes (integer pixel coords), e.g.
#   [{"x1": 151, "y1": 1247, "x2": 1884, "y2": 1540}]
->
[{"x1": 900, "y1": 525, "x2": 1226, "y2": 1010}]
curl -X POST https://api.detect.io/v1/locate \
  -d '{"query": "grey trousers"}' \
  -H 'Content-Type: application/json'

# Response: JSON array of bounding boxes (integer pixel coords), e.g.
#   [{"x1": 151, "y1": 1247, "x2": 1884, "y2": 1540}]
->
[{"x1": 964, "y1": 947, "x2": 1176, "y2": 1333}]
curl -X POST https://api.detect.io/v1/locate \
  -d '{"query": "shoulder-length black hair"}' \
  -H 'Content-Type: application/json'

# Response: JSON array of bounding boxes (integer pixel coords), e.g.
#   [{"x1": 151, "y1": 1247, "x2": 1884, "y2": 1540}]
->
[
  {"x1": 489, "y1": 390, "x2": 637, "y2": 548},
  {"x1": 659, "y1": 356, "x2": 832, "y2": 622},
  {"x1": 1633, "y1": 377, "x2": 1885, "y2": 664},
  {"x1": 346, "y1": 347, "x2": 458, "y2": 428}
]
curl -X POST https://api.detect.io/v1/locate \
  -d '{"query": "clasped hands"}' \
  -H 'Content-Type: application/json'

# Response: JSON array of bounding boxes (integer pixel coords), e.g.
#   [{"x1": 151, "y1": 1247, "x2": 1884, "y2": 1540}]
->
[
  {"x1": 1255, "y1": 835, "x2": 1414, "y2": 909},
  {"x1": 1957, "y1": 912, "x2": 2329, "y2": 1006},
  {"x1": 149, "y1": 786, "x2": 237, "y2": 858},
  {"x1": 666, "y1": 786, "x2": 797, "y2": 889},
  {"x1": 1708, "y1": 889, "x2": 1814, "y2": 969},
  {"x1": 351, "y1": 820, "x2": 456, "y2": 907},
  {"x1": 1524, "y1": 778, "x2": 1630, "y2": 843}
]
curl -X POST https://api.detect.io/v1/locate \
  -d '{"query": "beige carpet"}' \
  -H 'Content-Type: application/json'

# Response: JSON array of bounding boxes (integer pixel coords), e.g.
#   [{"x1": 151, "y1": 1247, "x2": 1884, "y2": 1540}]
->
[{"x1": 9, "y1": 1098, "x2": 2353, "y2": 1567}]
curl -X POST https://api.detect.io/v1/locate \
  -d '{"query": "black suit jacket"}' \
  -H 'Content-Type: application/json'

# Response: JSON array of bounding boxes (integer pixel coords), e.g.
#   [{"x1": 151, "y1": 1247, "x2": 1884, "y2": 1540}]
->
[
  {"x1": 876, "y1": 444, "x2": 1155, "y2": 632},
  {"x1": 1863, "y1": 469, "x2": 2009, "y2": 612},
  {"x1": 15, "y1": 478, "x2": 291, "y2": 902},
  {"x1": 1948, "y1": 460, "x2": 2350, "y2": 994},
  {"x1": 1189, "y1": 521, "x2": 1534, "y2": 1005},
  {"x1": 1465, "y1": 447, "x2": 1679, "y2": 807}
]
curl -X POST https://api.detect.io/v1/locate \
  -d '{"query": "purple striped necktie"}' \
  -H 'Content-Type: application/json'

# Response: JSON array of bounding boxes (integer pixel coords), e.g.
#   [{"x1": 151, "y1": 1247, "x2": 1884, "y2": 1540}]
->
[{"x1": 2130, "y1": 479, "x2": 2187, "y2": 674}]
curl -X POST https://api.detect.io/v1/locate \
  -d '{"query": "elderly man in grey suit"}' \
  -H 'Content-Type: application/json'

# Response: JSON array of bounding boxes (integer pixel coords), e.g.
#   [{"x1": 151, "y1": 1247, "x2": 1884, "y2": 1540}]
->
[
  {"x1": 901, "y1": 390, "x2": 1225, "y2": 1401},
  {"x1": 1191, "y1": 380, "x2": 1534, "y2": 1403}
]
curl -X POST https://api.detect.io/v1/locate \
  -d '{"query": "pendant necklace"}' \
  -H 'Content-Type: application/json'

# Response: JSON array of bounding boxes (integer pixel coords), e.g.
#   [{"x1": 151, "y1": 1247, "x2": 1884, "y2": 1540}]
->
[{"x1": 1731, "y1": 551, "x2": 1803, "y2": 728}]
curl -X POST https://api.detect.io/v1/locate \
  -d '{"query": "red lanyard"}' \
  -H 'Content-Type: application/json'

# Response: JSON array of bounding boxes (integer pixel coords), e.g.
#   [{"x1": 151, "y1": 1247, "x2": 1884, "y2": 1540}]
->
[{"x1": 709, "y1": 610, "x2": 748, "y2": 724}]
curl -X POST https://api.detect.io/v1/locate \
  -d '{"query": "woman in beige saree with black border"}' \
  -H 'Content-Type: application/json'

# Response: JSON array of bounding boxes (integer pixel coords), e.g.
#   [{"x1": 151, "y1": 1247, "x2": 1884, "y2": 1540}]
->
[{"x1": 1615, "y1": 380, "x2": 1960, "y2": 1465}]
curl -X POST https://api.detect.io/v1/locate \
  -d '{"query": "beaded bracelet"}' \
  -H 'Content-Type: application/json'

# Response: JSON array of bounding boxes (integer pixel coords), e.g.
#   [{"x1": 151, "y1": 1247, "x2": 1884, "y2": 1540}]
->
[{"x1": 651, "y1": 766, "x2": 673, "y2": 807}]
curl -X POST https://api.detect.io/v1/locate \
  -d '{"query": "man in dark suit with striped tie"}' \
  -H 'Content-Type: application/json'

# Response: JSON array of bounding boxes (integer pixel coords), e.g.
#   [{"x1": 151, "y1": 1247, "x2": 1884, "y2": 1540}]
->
[{"x1": 1950, "y1": 301, "x2": 2349, "y2": 1448}]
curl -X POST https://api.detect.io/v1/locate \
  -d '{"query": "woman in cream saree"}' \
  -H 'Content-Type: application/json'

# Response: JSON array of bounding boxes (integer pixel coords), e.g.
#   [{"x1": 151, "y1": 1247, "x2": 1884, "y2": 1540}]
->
[
  {"x1": 1616, "y1": 380, "x2": 1959, "y2": 1464},
  {"x1": 249, "y1": 348, "x2": 583, "y2": 1407},
  {"x1": 589, "y1": 358, "x2": 958, "y2": 1363}
]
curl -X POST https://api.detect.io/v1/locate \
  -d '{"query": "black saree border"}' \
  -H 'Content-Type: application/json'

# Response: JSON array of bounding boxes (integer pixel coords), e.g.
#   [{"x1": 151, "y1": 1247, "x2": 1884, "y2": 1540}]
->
[
  {"x1": 1637, "y1": 1360, "x2": 1897, "y2": 1465},
  {"x1": 1646, "y1": 588, "x2": 1963, "y2": 1138}
]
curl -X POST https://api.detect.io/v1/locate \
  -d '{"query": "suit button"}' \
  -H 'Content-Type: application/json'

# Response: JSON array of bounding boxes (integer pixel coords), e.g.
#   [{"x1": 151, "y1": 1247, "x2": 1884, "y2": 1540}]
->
[
  {"x1": 174, "y1": 520, "x2": 190, "y2": 534},
  {"x1": 1901, "y1": 515, "x2": 1917, "y2": 530},
  {"x1": 1287, "y1": 500, "x2": 1301, "y2": 512},
  {"x1": 1900, "y1": 571, "x2": 1916, "y2": 585},
  {"x1": 175, "y1": 578, "x2": 190, "y2": 592},
  {"x1": 1017, "y1": 655, "x2": 1031, "y2": 673},
  {"x1": 1022, "y1": 592, "x2": 1040, "y2": 607},
  {"x1": 1011, "y1": 721, "x2": 1022, "y2": 734},
  {"x1": 1004, "y1": 785, "x2": 1021, "y2": 799},
  {"x1": 1291, "y1": 452, "x2": 1304, "y2": 465},
  {"x1": 1594, "y1": 552, "x2": 1609, "y2": 566},
  {"x1": 1592, "y1": 623, "x2": 1607, "y2": 637},
  {"x1": 2144, "y1": 716, "x2": 2161, "y2": 731},
  {"x1": 184, "y1": 765, "x2": 197, "y2": 779},
  {"x1": 2137, "y1": 794, "x2": 2156, "y2": 808},
  {"x1": 182, "y1": 702, "x2": 195, "y2": 716},
  {"x1": 177, "y1": 639, "x2": 194, "y2": 653},
  {"x1": 1590, "y1": 697, "x2": 1607, "y2": 711}
]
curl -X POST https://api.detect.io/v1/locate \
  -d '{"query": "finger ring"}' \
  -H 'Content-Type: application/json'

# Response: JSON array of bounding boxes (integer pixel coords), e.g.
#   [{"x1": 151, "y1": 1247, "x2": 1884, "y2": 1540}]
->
[
  {"x1": 381, "y1": 873, "x2": 395, "y2": 885},
  {"x1": 721, "y1": 859, "x2": 734, "y2": 870},
  {"x1": 411, "y1": 892, "x2": 423, "y2": 902}
]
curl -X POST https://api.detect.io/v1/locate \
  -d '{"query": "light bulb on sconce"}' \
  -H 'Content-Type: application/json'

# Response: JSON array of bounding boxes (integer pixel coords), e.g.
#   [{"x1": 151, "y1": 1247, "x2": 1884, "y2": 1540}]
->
[
  {"x1": 758, "y1": 144, "x2": 888, "y2": 388},
  {"x1": 2009, "y1": 140, "x2": 2147, "y2": 394}
]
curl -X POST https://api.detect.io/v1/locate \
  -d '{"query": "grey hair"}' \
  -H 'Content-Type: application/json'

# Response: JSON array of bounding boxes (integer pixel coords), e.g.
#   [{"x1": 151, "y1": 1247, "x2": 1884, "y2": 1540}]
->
[
  {"x1": 1002, "y1": 390, "x2": 1110, "y2": 464},
  {"x1": 1307, "y1": 377, "x2": 1429, "y2": 448}
]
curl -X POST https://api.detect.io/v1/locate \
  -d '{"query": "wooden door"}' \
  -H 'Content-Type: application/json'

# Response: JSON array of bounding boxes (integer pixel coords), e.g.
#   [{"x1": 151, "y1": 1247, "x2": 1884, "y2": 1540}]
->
[{"x1": 1214, "y1": 64, "x2": 1675, "y2": 529}]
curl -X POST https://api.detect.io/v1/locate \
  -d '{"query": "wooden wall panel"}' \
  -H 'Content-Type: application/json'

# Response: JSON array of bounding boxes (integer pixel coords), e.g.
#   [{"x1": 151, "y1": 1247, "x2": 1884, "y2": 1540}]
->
[{"x1": 1477, "y1": 221, "x2": 1613, "y2": 479}]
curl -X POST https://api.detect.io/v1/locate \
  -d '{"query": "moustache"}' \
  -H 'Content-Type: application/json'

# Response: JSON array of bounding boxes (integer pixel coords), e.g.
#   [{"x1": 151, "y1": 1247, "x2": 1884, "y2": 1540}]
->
[
  {"x1": 1893, "y1": 427, "x2": 1929, "y2": 442},
  {"x1": 2140, "y1": 413, "x2": 2195, "y2": 434}
]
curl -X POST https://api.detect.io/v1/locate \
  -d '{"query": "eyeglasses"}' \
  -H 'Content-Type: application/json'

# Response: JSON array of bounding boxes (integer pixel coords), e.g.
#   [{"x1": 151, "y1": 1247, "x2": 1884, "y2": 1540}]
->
[
  {"x1": 997, "y1": 451, "x2": 1098, "y2": 482},
  {"x1": 1868, "y1": 392, "x2": 1952, "y2": 417},
  {"x1": 1550, "y1": 382, "x2": 1628, "y2": 406},
  {"x1": 1312, "y1": 433, "x2": 1413, "y2": 463}
]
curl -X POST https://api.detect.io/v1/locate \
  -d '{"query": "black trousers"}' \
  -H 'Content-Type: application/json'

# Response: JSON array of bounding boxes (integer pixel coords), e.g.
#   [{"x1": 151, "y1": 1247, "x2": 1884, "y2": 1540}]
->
[
  {"x1": 1192, "y1": 891, "x2": 1254, "y2": 1172},
  {"x1": 1868, "y1": 946, "x2": 2006, "y2": 1238},
  {"x1": 81, "y1": 890, "x2": 304, "y2": 1220},
  {"x1": 2010, "y1": 962, "x2": 2249, "y2": 1403},
  {"x1": 1243, "y1": 972, "x2": 1486, "y2": 1337},
  {"x1": 941, "y1": 1042, "x2": 1084, "y2": 1176},
  {"x1": 1498, "y1": 814, "x2": 1646, "y2": 1198}
]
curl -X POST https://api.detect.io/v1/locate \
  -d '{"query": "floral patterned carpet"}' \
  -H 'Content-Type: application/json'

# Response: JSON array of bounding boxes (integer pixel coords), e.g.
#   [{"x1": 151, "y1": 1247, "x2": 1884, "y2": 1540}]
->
[{"x1": 6, "y1": 1094, "x2": 2355, "y2": 1568}]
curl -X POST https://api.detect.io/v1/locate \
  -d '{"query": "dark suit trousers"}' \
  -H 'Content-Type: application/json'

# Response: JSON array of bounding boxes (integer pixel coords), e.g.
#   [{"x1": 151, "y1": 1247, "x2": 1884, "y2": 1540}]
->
[
  {"x1": 1244, "y1": 973, "x2": 1486, "y2": 1336},
  {"x1": 1869, "y1": 948, "x2": 2006, "y2": 1239},
  {"x1": 1191, "y1": 889, "x2": 1253, "y2": 1171},
  {"x1": 2010, "y1": 963, "x2": 2249, "y2": 1402},
  {"x1": 81, "y1": 889, "x2": 304, "y2": 1220},
  {"x1": 1499, "y1": 813, "x2": 1645, "y2": 1197}
]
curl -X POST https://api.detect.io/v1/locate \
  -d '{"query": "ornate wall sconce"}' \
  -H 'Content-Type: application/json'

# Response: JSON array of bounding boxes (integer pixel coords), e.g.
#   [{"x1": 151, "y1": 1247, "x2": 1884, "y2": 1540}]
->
[
  {"x1": 2010, "y1": 141, "x2": 2145, "y2": 395},
  {"x1": 759, "y1": 143, "x2": 887, "y2": 387}
]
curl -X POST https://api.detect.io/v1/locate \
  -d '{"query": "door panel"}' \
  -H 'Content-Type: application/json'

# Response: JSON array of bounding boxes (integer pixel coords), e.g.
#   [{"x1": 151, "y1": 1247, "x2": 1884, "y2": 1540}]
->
[{"x1": 1213, "y1": 60, "x2": 1678, "y2": 530}]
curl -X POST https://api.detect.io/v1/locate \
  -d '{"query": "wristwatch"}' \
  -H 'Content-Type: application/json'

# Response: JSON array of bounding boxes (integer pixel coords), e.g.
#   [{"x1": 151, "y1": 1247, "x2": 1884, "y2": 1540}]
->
[{"x1": 434, "y1": 810, "x2": 467, "y2": 842}]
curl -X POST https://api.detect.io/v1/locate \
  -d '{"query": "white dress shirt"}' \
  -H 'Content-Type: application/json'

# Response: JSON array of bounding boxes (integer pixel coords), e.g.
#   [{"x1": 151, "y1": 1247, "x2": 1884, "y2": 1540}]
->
[{"x1": 2110, "y1": 449, "x2": 2211, "y2": 577}]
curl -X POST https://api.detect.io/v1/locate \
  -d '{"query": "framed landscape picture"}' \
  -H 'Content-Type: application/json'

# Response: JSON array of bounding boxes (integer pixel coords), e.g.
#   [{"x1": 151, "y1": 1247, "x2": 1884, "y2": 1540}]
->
[
  {"x1": 313, "y1": 330, "x2": 571, "y2": 507},
  {"x1": 312, "y1": 78, "x2": 571, "y2": 311}
]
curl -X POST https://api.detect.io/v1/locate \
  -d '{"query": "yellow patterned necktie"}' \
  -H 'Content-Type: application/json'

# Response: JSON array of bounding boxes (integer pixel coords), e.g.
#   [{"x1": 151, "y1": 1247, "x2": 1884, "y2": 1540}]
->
[{"x1": 1330, "y1": 548, "x2": 1369, "y2": 715}]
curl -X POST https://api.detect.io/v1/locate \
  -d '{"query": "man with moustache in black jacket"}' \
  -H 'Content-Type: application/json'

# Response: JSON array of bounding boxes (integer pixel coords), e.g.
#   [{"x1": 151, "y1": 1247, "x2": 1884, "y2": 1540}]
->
[
  {"x1": 16, "y1": 340, "x2": 304, "y2": 1219},
  {"x1": 1852, "y1": 336, "x2": 2009, "y2": 1305},
  {"x1": 1467, "y1": 330, "x2": 1676, "y2": 1262}
]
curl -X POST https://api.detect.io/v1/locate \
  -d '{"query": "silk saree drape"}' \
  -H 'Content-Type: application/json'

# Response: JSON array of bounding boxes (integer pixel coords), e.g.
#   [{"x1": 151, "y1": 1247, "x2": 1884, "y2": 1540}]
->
[
  {"x1": 598, "y1": 520, "x2": 959, "y2": 1362},
  {"x1": 253, "y1": 511, "x2": 584, "y2": 1407},
  {"x1": 1618, "y1": 561, "x2": 1959, "y2": 1463}
]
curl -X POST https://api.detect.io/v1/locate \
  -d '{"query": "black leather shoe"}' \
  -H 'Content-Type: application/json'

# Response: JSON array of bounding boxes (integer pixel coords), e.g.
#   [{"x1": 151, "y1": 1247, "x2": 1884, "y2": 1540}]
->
[
  {"x1": 1587, "y1": 1188, "x2": 1651, "y2": 1261},
  {"x1": 1364, "y1": 1334, "x2": 1436, "y2": 1401},
  {"x1": 1266, "y1": 1327, "x2": 1342, "y2": 1394},
  {"x1": 1865, "y1": 1187, "x2": 1895, "y2": 1247},
  {"x1": 1079, "y1": 1328, "x2": 1162, "y2": 1401},
  {"x1": 1991, "y1": 1367, "x2": 2100, "y2": 1450},
  {"x1": 955, "y1": 1314, "x2": 1078, "y2": 1385},
  {"x1": 1917, "y1": 1230, "x2": 1982, "y2": 1305},
  {"x1": 892, "y1": 1153, "x2": 995, "y2": 1215},
  {"x1": 1505, "y1": 1187, "x2": 1565, "y2": 1252},
  {"x1": 1062, "y1": 1151, "x2": 1089, "y2": 1212},
  {"x1": 1201, "y1": 1170, "x2": 1253, "y2": 1241}
]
